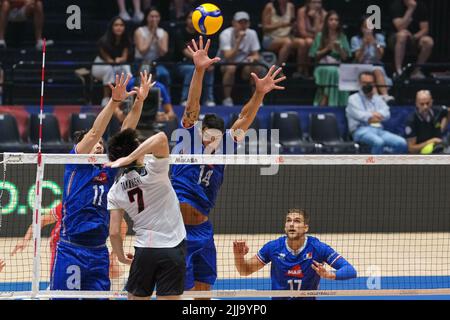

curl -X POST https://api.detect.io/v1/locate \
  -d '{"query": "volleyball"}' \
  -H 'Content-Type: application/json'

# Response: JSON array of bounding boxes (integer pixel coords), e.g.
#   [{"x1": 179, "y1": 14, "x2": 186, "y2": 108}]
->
[{"x1": 192, "y1": 3, "x2": 223, "y2": 35}]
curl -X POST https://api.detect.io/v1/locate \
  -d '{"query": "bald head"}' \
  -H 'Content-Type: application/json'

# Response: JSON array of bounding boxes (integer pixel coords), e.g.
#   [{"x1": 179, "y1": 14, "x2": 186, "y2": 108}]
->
[{"x1": 416, "y1": 90, "x2": 433, "y2": 114}]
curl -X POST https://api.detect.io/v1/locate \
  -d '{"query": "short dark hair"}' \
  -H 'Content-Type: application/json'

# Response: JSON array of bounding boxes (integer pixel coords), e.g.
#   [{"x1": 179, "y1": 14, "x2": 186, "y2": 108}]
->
[
  {"x1": 287, "y1": 208, "x2": 310, "y2": 225},
  {"x1": 202, "y1": 114, "x2": 225, "y2": 134},
  {"x1": 73, "y1": 129, "x2": 89, "y2": 144},
  {"x1": 107, "y1": 128, "x2": 140, "y2": 162},
  {"x1": 359, "y1": 71, "x2": 375, "y2": 81}
]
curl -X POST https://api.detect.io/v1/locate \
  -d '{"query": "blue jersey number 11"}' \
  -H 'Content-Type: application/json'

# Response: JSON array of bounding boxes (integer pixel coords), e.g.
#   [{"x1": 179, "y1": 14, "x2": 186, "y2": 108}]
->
[{"x1": 92, "y1": 185, "x2": 105, "y2": 206}]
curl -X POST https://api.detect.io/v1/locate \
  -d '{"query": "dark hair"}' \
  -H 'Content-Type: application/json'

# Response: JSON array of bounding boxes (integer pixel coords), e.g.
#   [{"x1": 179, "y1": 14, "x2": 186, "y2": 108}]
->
[
  {"x1": 107, "y1": 128, "x2": 140, "y2": 163},
  {"x1": 287, "y1": 208, "x2": 310, "y2": 225},
  {"x1": 73, "y1": 129, "x2": 89, "y2": 144},
  {"x1": 320, "y1": 10, "x2": 341, "y2": 50},
  {"x1": 359, "y1": 71, "x2": 375, "y2": 81},
  {"x1": 98, "y1": 16, "x2": 131, "y2": 58},
  {"x1": 272, "y1": 0, "x2": 289, "y2": 18},
  {"x1": 202, "y1": 114, "x2": 225, "y2": 134},
  {"x1": 143, "y1": 7, "x2": 161, "y2": 27},
  {"x1": 358, "y1": 14, "x2": 381, "y2": 38}
]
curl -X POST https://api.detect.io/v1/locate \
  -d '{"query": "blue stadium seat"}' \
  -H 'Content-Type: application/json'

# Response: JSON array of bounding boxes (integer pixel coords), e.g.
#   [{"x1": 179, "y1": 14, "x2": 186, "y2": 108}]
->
[
  {"x1": 29, "y1": 113, "x2": 73, "y2": 153},
  {"x1": 0, "y1": 114, "x2": 34, "y2": 152}
]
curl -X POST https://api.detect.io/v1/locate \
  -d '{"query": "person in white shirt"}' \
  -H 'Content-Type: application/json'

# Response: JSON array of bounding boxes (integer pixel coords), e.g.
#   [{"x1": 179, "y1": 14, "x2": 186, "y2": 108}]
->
[
  {"x1": 218, "y1": 11, "x2": 263, "y2": 106},
  {"x1": 106, "y1": 130, "x2": 186, "y2": 300}
]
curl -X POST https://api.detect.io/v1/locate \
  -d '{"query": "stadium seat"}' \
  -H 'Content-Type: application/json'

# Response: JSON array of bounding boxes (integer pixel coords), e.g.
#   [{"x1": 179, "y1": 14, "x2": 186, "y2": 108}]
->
[
  {"x1": 29, "y1": 113, "x2": 73, "y2": 153},
  {"x1": 270, "y1": 112, "x2": 318, "y2": 154},
  {"x1": 309, "y1": 113, "x2": 360, "y2": 154},
  {"x1": 70, "y1": 113, "x2": 96, "y2": 141},
  {"x1": 0, "y1": 114, "x2": 34, "y2": 152}
]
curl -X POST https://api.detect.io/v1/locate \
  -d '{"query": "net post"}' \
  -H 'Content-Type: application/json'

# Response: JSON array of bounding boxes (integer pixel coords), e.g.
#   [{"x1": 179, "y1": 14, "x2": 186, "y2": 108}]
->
[{"x1": 31, "y1": 160, "x2": 44, "y2": 298}]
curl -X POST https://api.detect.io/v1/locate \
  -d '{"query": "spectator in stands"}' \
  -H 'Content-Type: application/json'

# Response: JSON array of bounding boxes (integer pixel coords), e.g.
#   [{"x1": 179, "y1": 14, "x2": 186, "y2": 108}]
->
[
  {"x1": 351, "y1": 16, "x2": 394, "y2": 103},
  {"x1": 0, "y1": 0, "x2": 53, "y2": 49},
  {"x1": 309, "y1": 11, "x2": 351, "y2": 107},
  {"x1": 0, "y1": 67, "x2": 3, "y2": 104},
  {"x1": 405, "y1": 90, "x2": 449, "y2": 154},
  {"x1": 390, "y1": 0, "x2": 434, "y2": 79},
  {"x1": 147, "y1": 66, "x2": 176, "y2": 122},
  {"x1": 174, "y1": 11, "x2": 216, "y2": 106},
  {"x1": 117, "y1": 0, "x2": 144, "y2": 23},
  {"x1": 173, "y1": 0, "x2": 195, "y2": 20},
  {"x1": 346, "y1": 71, "x2": 408, "y2": 154},
  {"x1": 261, "y1": 0, "x2": 298, "y2": 69},
  {"x1": 92, "y1": 16, "x2": 133, "y2": 107},
  {"x1": 134, "y1": 8, "x2": 171, "y2": 89},
  {"x1": 296, "y1": 0, "x2": 327, "y2": 78},
  {"x1": 218, "y1": 11, "x2": 263, "y2": 107}
]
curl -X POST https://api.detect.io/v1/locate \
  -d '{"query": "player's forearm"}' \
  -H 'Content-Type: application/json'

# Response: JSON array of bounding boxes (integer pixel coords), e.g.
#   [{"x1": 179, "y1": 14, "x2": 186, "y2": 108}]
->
[
  {"x1": 127, "y1": 132, "x2": 169, "y2": 160},
  {"x1": 121, "y1": 97, "x2": 144, "y2": 131},
  {"x1": 90, "y1": 100, "x2": 120, "y2": 138},
  {"x1": 234, "y1": 256, "x2": 253, "y2": 276},
  {"x1": 110, "y1": 234, "x2": 126, "y2": 262},
  {"x1": 183, "y1": 68, "x2": 204, "y2": 126},
  {"x1": 332, "y1": 258, "x2": 357, "y2": 280},
  {"x1": 232, "y1": 91, "x2": 264, "y2": 132}
]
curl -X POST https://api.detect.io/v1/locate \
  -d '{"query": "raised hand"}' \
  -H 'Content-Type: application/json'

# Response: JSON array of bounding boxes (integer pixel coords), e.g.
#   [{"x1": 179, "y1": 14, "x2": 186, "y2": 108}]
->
[
  {"x1": 134, "y1": 70, "x2": 156, "y2": 101},
  {"x1": 311, "y1": 260, "x2": 336, "y2": 280},
  {"x1": 187, "y1": 36, "x2": 221, "y2": 70},
  {"x1": 251, "y1": 65, "x2": 286, "y2": 95},
  {"x1": 108, "y1": 73, "x2": 137, "y2": 103},
  {"x1": 233, "y1": 241, "x2": 249, "y2": 257}
]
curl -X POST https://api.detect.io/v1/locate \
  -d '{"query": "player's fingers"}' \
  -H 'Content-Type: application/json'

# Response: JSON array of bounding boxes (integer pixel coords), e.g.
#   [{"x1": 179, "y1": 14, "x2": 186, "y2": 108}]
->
[
  {"x1": 272, "y1": 67, "x2": 283, "y2": 79},
  {"x1": 267, "y1": 65, "x2": 276, "y2": 77},
  {"x1": 205, "y1": 38, "x2": 211, "y2": 52},
  {"x1": 212, "y1": 57, "x2": 221, "y2": 64},
  {"x1": 250, "y1": 72, "x2": 258, "y2": 82},
  {"x1": 147, "y1": 73, "x2": 153, "y2": 84},
  {"x1": 199, "y1": 35, "x2": 204, "y2": 50},
  {"x1": 133, "y1": 86, "x2": 139, "y2": 92},
  {"x1": 150, "y1": 81, "x2": 156, "y2": 88},
  {"x1": 123, "y1": 73, "x2": 132, "y2": 87},
  {"x1": 108, "y1": 83, "x2": 114, "y2": 91},
  {"x1": 127, "y1": 90, "x2": 137, "y2": 97},
  {"x1": 191, "y1": 38, "x2": 198, "y2": 51},
  {"x1": 274, "y1": 85, "x2": 285, "y2": 90},
  {"x1": 119, "y1": 72, "x2": 125, "y2": 86},
  {"x1": 187, "y1": 45, "x2": 195, "y2": 55},
  {"x1": 274, "y1": 76, "x2": 286, "y2": 84}
]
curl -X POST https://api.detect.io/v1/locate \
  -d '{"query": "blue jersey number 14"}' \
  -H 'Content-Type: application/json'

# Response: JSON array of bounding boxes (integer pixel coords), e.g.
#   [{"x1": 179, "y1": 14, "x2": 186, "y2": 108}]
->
[{"x1": 198, "y1": 165, "x2": 213, "y2": 187}]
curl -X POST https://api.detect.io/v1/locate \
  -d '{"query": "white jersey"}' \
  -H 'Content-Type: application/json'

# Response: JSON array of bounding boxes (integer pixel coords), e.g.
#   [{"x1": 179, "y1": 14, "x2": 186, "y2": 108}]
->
[{"x1": 107, "y1": 156, "x2": 186, "y2": 248}]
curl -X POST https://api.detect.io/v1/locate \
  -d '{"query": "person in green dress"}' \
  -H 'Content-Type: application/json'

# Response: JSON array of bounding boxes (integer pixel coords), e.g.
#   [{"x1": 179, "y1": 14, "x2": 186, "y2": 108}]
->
[{"x1": 309, "y1": 11, "x2": 351, "y2": 106}]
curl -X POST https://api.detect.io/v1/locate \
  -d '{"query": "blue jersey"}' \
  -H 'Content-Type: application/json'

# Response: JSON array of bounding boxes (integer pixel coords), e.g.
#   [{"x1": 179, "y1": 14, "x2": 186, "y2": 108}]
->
[
  {"x1": 170, "y1": 122, "x2": 237, "y2": 216},
  {"x1": 61, "y1": 148, "x2": 118, "y2": 246},
  {"x1": 257, "y1": 236, "x2": 356, "y2": 294}
]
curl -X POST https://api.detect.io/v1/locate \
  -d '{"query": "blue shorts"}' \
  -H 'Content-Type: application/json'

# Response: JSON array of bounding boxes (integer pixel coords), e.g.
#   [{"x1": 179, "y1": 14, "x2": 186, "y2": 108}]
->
[
  {"x1": 50, "y1": 240, "x2": 110, "y2": 291},
  {"x1": 185, "y1": 221, "x2": 216, "y2": 290}
]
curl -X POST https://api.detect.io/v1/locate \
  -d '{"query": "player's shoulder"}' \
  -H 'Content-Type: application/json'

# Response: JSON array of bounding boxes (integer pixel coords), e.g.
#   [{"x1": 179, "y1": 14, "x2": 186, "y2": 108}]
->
[
  {"x1": 306, "y1": 235, "x2": 326, "y2": 248},
  {"x1": 265, "y1": 236, "x2": 287, "y2": 249}
]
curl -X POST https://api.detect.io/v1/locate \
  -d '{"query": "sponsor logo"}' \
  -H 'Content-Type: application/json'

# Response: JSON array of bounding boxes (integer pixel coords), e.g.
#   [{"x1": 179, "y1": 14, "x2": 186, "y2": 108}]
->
[
  {"x1": 285, "y1": 265, "x2": 304, "y2": 279},
  {"x1": 93, "y1": 172, "x2": 108, "y2": 183},
  {"x1": 366, "y1": 156, "x2": 376, "y2": 164}
]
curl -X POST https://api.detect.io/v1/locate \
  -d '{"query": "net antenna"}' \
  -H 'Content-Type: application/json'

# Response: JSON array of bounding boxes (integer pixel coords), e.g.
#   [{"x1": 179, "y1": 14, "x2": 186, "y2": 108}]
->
[
  {"x1": 31, "y1": 39, "x2": 47, "y2": 298},
  {"x1": 0, "y1": 158, "x2": 6, "y2": 231}
]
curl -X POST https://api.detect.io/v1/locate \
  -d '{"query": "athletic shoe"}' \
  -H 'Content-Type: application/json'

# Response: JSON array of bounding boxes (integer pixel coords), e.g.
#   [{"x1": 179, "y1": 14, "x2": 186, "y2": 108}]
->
[
  {"x1": 222, "y1": 97, "x2": 234, "y2": 107},
  {"x1": 119, "y1": 11, "x2": 131, "y2": 21},
  {"x1": 132, "y1": 11, "x2": 144, "y2": 23},
  {"x1": 205, "y1": 100, "x2": 216, "y2": 107}
]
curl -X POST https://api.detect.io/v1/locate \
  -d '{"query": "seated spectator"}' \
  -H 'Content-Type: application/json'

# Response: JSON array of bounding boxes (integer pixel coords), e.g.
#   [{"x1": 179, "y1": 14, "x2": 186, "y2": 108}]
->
[
  {"x1": 309, "y1": 11, "x2": 351, "y2": 107},
  {"x1": 351, "y1": 16, "x2": 394, "y2": 103},
  {"x1": 147, "y1": 66, "x2": 176, "y2": 122},
  {"x1": 218, "y1": 11, "x2": 263, "y2": 107},
  {"x1": 91, "y1": 16, "x2": 133, "y2": 107},
  {"x1": 0, "y1": 0, "x2": 53, "y2": 49},
  {"x1": 173, "y1": 10, "x2": 215, "y2": 106},
  {"x1": 117, "y1": 0, "x2": 144, "y2": 23},
  {"x1": 261, "y1": 0, "x2": 298, "y2": 69},
  {"x1": 296, "y1": 0, "x2": 327, "y2": 78},
  {"x1": 389, "y1": 0, "x2": 434, "y2": 79},
  {"x1": 134, "y1": 8, "x2": 171, "y2": 89},
  {"x1": 173, "y1": 0, "x2": 195, "y2": 20},
  {"x1": 405, "y1": 90, "x2": 449, "y2": 154},
  {"x1": 346, "y1": 71, "x2": 408, "y2": 154}
]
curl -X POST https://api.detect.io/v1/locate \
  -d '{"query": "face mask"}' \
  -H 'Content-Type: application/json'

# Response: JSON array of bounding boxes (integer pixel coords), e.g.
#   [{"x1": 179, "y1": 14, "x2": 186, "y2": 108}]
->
[{"x1": 362, "y1": 84, "x2": 374, "y2": 95}]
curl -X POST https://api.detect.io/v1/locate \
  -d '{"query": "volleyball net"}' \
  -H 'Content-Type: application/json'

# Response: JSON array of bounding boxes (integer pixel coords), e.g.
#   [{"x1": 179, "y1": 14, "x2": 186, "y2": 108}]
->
[{"x1": 0, "y1": 153, "x2": 450, "y2": 299}]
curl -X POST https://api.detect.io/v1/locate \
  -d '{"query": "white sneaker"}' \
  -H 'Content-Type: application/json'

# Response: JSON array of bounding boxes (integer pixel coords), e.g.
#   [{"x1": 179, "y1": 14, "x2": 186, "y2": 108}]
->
[
  {"x1": 119, "y1": 11, "x2": 131, "y2": 21},
  {"x1": 180, "y1": 100, "x2": 187, "y2": 106},
  {"x1": 205, "y1": 100, "x2": 216, "y2": 107},
  {"x1": 0, "y1": 40, "x2": 6, "y2": 48},
  {"x1": 36, "y1": 39, "x2": 54, "y2": 50},
  {"x1": 132, "y1": 11, "x2": 144, "y2": 23},
  {"x1": 382, "y1": 95, "x2": 395, "y2": 103},
  {"x1": 411, "y1": 70, "x2": 426, "y2": 80},
  {"x1": 222, "y1": 97, "x2": 234, "y2": 107}
]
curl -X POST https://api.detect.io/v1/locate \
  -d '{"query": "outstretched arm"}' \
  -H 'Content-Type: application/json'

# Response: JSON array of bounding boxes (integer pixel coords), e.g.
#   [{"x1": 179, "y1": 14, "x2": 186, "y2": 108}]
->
[
  {"x1": 231, "y1": 66, "x2": 286, "y2": 137},
  {"x1": 109, "y1": 209, "x2": 133, "y2": 265},
  {"x1": 181, "y1": 36, "x2": 221, "y2": 128},
  {"x1": 312, "y1": 257, "x2": 357, "y2": 280},
  {"x1": 121, "y1": 70, "x2": 156, "y2": 131},
  {"x1": 233, "y1": 241, "x2": 265, "y2": 276},
  {"x1": 76, "y1": 73, "x2": 136, "y2": 154}
]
